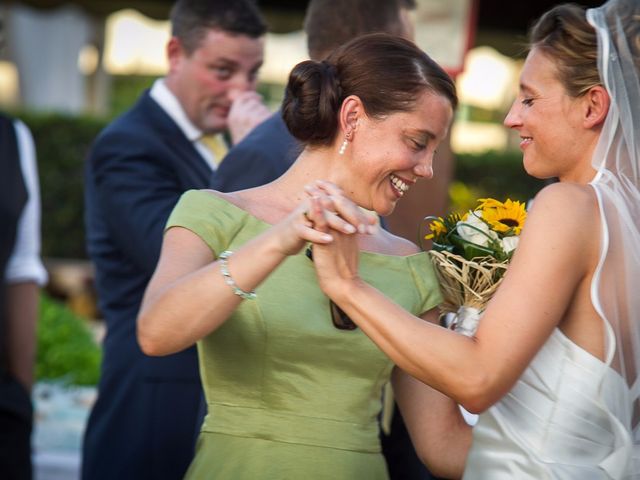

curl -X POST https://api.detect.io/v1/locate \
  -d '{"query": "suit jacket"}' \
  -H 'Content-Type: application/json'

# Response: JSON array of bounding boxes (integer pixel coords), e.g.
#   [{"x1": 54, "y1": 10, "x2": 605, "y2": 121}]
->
[
  {"x1": 83, "y1": 91, "x2": 211, "y2": 480},
  {"x1": 211, "y1": 112, "x2": 299, "y2": 192}
]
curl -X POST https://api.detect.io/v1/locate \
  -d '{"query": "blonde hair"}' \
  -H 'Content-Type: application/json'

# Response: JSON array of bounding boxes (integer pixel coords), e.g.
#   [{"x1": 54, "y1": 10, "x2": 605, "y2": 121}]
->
[{"x1": 530, "y1": 4, "x2": 600, "y2": 97}]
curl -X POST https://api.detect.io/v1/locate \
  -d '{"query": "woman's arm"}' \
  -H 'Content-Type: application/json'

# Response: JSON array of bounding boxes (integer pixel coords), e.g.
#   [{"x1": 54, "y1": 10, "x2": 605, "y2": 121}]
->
[
  {"x1": 393, "y1": 309, "x2": 472, "y2": 479},
  {"x1": 393, "y1": 364, "x2": 471, "y2": 479},
  {"x1": 138, "y1": 225, "x2": 287, "y2": 355},
  {"x1": 137, "y1": 194, "x2": 372, "y2": 355},
  {"x1": 5, "y1": 282, "x2": 39, "y2": 390},
  {"x1": 312, "y1": 183, "x2": 601, "y2": 412}
]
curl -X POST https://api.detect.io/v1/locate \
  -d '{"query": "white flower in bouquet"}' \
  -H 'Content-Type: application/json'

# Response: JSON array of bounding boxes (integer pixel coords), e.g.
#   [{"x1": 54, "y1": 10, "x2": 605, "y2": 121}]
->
[
  {"x1": 456, "y1": 212, "x2": 498, "y2": 248},
  {"x1": 501, "y1": 235, "x2": 519, "y2": 254}
]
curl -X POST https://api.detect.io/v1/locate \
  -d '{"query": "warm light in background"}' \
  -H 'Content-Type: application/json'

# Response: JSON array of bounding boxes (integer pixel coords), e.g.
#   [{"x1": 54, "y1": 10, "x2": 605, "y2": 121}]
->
[
  {"x1": 78, "y1": 44, "x2": 99, "y2": 76},
  {"x1": 101, "y1": 8, "x2": 307, "y2": 84},
  {"x1": 457, "y1": 46, "x2": 518, "y2": 110},
  {"x1": 451, "y1": 122, "x2": 510, "y2": 153},
  {"x1": 260, "y1": 31, "x2": 307, "y2": 84},
  {"x1": 0, "y1": 61, "x2": 19, "y2": 106},
  {"x1": 103, "y1": 9, "x2": 169, "y2": 75},
  {"x1": 452, "y1": 46, "x2": 520, "y2": 153}
]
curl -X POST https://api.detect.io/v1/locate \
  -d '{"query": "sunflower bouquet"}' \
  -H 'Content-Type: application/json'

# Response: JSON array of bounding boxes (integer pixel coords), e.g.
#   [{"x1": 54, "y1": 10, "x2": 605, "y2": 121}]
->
[{"x1": 423, "y1": 198, "x2": 527, "y2": 336}]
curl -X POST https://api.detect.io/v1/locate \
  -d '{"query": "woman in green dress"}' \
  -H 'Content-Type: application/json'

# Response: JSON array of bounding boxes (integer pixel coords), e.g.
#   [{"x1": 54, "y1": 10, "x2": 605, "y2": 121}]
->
[{"x1": 137, "y1": 34, "x2": 470, "y2": 479}]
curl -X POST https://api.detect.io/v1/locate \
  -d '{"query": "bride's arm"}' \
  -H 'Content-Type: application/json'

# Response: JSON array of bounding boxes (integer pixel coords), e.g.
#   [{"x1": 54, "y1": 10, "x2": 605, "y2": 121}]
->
[{"x1": 312, "y1": 182, "x2": 600, "y2": 412}]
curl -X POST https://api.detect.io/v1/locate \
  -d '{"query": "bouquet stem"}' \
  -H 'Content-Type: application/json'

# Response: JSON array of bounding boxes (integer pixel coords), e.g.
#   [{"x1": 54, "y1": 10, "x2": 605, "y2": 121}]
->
[{"x1": 448, "y1": 306, "x2": 481, "y2": 337}]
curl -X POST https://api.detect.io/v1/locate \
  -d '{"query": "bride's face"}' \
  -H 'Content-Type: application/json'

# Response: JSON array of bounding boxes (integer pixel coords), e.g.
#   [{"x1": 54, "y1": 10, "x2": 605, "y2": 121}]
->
[
  {"x1": 504, "y1": 48, "x2": 591, "y2": 181},
  {"x1": 345, "y1": 91, "x2": 453, "y2": 216}
]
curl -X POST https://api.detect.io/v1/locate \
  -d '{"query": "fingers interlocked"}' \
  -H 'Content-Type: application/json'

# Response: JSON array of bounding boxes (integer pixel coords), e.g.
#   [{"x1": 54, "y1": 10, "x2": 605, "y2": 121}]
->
[{"x1": 304, "y1": 180, "x2": 377, "y2": 236}]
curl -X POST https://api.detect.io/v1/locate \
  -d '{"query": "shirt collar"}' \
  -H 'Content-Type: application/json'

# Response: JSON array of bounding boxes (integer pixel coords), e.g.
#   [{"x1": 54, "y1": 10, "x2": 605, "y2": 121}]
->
[{"x1": 150, "y1": 79, "x2": 202, "y2": 142}]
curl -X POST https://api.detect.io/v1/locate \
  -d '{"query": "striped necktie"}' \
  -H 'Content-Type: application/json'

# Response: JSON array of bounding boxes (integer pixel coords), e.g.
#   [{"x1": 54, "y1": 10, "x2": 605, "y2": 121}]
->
[{"x1": 200, "y1": 134, "x2": 229, "y2": 166}]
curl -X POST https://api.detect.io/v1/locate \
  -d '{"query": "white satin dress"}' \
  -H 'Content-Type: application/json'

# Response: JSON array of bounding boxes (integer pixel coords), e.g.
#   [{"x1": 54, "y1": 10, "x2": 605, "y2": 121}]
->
[{"x1": 463, "y1": 327, "x2": 633, "y2": 479}]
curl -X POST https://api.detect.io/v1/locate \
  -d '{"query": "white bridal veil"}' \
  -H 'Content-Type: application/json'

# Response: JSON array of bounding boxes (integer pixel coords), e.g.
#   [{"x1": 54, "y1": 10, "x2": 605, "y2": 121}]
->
[{"x1": 587, "y1": 0, "x2": 640, "y2": 471}]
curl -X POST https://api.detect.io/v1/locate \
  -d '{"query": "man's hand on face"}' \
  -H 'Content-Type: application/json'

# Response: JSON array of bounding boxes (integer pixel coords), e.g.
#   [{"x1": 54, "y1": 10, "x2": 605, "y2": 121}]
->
[{"x1": 227, "y1": 91, "x2": 272, "y2": 145}]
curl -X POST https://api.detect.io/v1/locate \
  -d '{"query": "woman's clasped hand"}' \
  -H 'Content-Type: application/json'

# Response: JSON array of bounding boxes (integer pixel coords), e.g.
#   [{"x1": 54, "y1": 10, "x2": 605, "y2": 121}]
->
[
  {"x1": 302, "y1": 180, "x2": 369, "y2": 297},
  {"x1": 274, "y1": 180, "x2": 377, "y2": 258}
]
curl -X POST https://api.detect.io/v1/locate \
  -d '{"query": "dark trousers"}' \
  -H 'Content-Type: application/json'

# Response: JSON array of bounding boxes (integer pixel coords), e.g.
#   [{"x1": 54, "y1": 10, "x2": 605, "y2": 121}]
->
[
  {"x1": 0, "y1": 373, "x2": 33, "y2": 480},
  {"x1": 382, "y1": 405, "x2": 442, "y2": 480}
]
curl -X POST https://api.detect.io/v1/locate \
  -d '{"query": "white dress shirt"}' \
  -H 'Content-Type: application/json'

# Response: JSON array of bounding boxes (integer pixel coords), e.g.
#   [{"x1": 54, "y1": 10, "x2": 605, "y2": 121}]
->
[
  {"x1": 149, "y1": 79, "x2": 219, "y2": 170},
  {"x1": 5, "y1": 119, "x2": 48, "y2": 286}
]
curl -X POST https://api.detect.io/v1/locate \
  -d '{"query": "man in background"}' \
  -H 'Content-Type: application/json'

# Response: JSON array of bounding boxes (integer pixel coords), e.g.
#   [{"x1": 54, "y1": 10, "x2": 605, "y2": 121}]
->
[
  {"x1": 82, "y1": 2, "x2": 269, "y2": 479},
  {"x1": 0, "y1": 110, "x2": 48, "y2": 480},
  {"x1": 211, "y1": 1, "x2": 446, "y2": 478}
]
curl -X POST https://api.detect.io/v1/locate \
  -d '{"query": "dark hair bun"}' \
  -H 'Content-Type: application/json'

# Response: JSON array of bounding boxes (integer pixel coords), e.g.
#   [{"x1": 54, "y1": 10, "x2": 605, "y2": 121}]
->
[
  {"x1": 281, "y1": 34, "x2": 457, "y2": 148},
  {"x1": 282, "y1": 60, "x2": 342, "y2": 144}
]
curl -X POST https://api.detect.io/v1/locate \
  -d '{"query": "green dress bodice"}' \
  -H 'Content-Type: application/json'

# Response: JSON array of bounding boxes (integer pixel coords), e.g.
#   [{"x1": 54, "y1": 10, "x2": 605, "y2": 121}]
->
[{"x1": 166, "y1": 190, "x2": 442, "y2": 479}]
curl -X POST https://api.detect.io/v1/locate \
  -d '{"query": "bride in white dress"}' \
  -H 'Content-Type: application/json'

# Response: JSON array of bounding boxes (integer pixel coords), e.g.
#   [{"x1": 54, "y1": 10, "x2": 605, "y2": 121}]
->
[{"x1": 306, "y1": 0, "x2": 640, "y2": 477}]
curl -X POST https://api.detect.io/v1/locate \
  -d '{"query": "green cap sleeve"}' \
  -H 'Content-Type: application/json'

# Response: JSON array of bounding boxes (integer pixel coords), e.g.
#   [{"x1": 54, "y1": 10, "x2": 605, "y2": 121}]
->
[
  {"x1": 165, "y1": 190, "x2": 247, "y2": 256},
  {"x1": 406, "y1": 252, "x2": 443, "y2": 314}
]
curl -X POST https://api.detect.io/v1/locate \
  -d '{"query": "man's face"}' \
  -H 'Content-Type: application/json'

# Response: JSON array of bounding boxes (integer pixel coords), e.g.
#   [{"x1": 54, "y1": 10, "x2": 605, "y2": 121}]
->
[{"x1": 166, "y1": 29, "x2": 264, "y2": 133}]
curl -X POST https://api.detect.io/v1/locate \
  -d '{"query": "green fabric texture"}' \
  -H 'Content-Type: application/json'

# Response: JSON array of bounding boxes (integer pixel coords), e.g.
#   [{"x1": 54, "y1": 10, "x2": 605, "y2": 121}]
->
[{"x1": 165, "y1": 190, "x2": 443, "y2": 479}]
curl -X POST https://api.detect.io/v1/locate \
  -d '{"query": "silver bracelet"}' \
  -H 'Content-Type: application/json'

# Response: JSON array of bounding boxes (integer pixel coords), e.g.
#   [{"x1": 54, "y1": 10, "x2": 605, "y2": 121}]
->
[{"x1": 218, "y1": 250, "x2": 257, "y2": 300}]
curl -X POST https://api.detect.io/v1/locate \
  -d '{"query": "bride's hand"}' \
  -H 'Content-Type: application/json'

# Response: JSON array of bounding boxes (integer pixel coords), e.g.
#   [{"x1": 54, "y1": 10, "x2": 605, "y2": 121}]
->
[
  {"x1": 303, "y1": 181, "x2": 373, "y2": 298},
  {"x1": 304, "y1": 180, "x2": 378, "y2": 235},
  {"x1": 271, "y1": 189, "x2": 368, "y2": 256}
]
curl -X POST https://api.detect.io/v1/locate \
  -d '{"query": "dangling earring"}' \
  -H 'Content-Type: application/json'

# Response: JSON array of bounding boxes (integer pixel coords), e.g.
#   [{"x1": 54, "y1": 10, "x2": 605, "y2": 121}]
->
[
  {"x1": 338, "y1": 131, "x2": 352, "y2": 156},
  {"x1": 338, "y1": 139, "x2": 348, "y2": 155}
]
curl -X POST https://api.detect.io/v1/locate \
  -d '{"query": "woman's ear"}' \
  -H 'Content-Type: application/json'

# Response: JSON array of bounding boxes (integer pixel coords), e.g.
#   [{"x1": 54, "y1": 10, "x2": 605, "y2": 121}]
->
[
  {"x1": 338, "y1": 95, "x2": 364, "y2": 137},
  {"x1": 583, "y1": 85, "x2": 610, "y2": 129}
]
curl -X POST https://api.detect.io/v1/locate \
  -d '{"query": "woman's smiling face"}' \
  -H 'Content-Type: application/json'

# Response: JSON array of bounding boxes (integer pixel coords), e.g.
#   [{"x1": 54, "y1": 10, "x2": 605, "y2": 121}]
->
[
  {"x1": 343, "y1": 91, "x2": 453, "y2": 216},
  {"x1": 504, "y1": 48, "x2": 591, "y2": 181}
]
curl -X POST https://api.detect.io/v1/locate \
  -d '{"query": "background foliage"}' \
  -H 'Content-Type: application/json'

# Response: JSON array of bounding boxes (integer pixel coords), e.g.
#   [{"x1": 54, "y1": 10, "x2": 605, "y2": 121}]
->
[
  {"x1": 37, "y1": 293, "x2": 102, "y2": 385},
  {"x1": 18, "y1": 111, "x2": 104, "y2": 259},
  {"x1": 452, "y1": 150, "x2": 546, "y2": 213}
]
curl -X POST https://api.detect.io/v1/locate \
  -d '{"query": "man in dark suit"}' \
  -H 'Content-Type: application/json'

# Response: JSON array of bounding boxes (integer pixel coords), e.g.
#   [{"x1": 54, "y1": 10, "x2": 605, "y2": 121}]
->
[
  {"x1": 211, "y1": 1, "x2": 443, "y2": 479},
  {"x1": 82, "y1": 2, "x2": 269, "y2": 479}
]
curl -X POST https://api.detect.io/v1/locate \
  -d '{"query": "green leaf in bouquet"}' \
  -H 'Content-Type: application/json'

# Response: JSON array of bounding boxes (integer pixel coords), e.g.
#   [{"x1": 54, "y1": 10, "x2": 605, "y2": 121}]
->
[
  {"x1": 432, "y1": 241, "x2": 456, "y2": 253},
  {"x1": 449, "y1": 233, "x2": 497, "y2": 260}
]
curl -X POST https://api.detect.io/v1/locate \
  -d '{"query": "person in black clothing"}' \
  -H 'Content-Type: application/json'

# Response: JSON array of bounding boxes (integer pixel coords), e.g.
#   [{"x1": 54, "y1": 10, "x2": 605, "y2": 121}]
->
[{"x1": 0, "y1": 112, "x2": 47, "y2": 480}]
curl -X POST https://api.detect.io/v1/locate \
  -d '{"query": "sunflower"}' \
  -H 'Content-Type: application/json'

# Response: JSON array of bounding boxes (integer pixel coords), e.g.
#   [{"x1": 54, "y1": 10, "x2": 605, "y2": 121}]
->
[
  {"x1": 476, "y1": 198, "x2": 527, "y2": 234},
  {"x1": 424, "y1": 213, "x2": 461, "y2": 241},
  {"x1": 424, "y1": 217, "x2": 447, "y2": 240}
]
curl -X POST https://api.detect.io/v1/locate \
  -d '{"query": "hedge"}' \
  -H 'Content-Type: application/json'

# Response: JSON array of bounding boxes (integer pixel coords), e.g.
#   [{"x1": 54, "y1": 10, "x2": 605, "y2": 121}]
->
[{"x1": 18, "y1": 111, "x2": 105, "y2": 259}]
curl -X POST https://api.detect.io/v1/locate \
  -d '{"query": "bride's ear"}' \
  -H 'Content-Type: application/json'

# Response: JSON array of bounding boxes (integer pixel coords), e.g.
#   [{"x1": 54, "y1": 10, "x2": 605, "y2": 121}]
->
[
  {"x1": 583, "y1": 85, "x2": 610, "y2": 129},
  {"x1": 338, "y1": 95, "x2": 363, "y2": 137}
]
